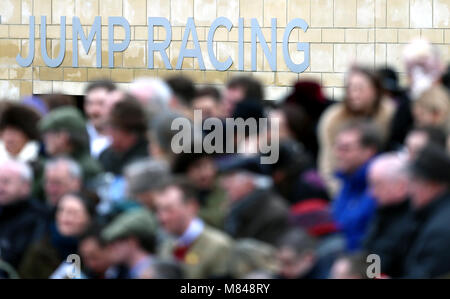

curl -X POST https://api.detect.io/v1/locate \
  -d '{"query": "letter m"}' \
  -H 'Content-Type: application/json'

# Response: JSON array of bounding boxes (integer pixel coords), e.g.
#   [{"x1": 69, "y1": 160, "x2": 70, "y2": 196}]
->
[{"x1": 72, "y1": 16, "x2": 101, "y2": 67}]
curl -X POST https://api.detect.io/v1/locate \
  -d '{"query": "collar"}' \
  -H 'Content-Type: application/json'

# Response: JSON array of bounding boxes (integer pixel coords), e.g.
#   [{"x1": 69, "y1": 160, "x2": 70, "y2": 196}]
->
[
  {"x1": 177, "y1": 218, "x2": 204, "y2": 247},
  {"x1": 128, "y1": 255, "x2": 153, "y2": 279}
]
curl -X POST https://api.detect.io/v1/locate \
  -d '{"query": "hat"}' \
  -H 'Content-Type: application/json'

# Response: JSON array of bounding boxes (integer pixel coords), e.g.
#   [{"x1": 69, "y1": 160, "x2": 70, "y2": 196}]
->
[
  {"x1": 284, "y1": 81, "x2": 329, "y2": 118},
  {"x1": 124, "y1": 158, "x2": 171, "y2": 195},
  {"x1": 102, "y1": 208, "x2": 158, "y2": 243},
  {"x1": 410, "y1": 143, "x2": 450, "y2": 184},
  {"x1": 0, "y1": 103, "x2": 41, "y2": 140},
  {"x1": 39, "y1": 106, "x2": 86, "y2": 134}
]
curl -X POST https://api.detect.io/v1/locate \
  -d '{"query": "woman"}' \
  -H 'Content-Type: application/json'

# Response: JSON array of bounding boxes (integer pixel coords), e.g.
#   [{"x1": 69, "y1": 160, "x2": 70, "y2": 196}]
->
[
  {"x1": 0, "y1": 103, "x2": 42, "y2": 164},
  {"x1": 317, "y1": 66, "x2": 395, "y2": 196},
  {"x1": 18, "y1": 192, "x2": 96, "y2": 278}
]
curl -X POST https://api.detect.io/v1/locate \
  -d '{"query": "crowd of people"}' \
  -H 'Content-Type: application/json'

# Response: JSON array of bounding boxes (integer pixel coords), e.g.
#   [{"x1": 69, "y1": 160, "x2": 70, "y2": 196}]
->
[{"x1": 0, "y1": 38, "x2": 450, "y2": 279}]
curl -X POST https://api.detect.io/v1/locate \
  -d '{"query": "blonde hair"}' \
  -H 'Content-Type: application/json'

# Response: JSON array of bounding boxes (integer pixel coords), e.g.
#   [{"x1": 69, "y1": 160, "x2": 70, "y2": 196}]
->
[{"x1": 414, "y1": 85, "x2": 450, "y2": 130}]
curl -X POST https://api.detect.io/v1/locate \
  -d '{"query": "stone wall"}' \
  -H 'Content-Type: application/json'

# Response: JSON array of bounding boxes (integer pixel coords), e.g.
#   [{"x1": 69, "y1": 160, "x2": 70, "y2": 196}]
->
[{"x1": 0, "y1": 0, "x2": 449, "y2": 101}]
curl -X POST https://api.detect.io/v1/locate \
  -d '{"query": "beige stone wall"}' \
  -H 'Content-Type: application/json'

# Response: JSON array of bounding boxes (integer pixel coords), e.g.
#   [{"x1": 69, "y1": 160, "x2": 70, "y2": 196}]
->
[{"x1": 0, "y1": 0, "x2": 449, "y2": 101}]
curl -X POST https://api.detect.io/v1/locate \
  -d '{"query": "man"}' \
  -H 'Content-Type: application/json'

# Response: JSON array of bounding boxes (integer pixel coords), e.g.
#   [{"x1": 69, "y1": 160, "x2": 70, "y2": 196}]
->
[
  {"x1": 0, "y1": 160, "x2": 47, "y2": 268},
  {"x1": 101, "y1": 208, "x2": 159, "y2": 279},
  {"x1": 99, "y1": 97, "x2": 149, "y2": 175},
  {"x1": 78, "y1": 225, "x2": 112, "y2": 279},
  {"x1": 84, "y1": 80, "x2": 117, "y2": 158},
  {"x1": 401, "y1": 144, "x2": 450, "y2": 278},
  {"x1": 129, "y1": 77, "x2": 173, "y2": 115},
  {"x1": 332, "y1": 121, "x2": 381, "y2": 251},
  {"x1": 154, "y1": 177, "x2": 233, "y2": 279},
  {"x1": 275, "y1": 229, "x2": 331, "y2": 279},
  {"x1": 44, "y1": 157, "x2": 82, "y2": 207},
  {"x1": 364, "y1": 153, "x2": 412, "y2": 277},
  {"x1": 39, "y1": 106, "x2": 102, "y2": 181},
  {"x1": 222, "y1": 76, "x2": 264, "y2": 117},
  {"x1": 191, "y1": 87, "x2": 222, "y2": 121},
  {"x1": 221, "y1": 168, "x2": 290, "y2": 245},
  {"x1": 173, "y1": 152, "x2": 228, "y2": 229},
  {"x1": 405, "y1": 126, "x2": 447, "y2": 160},
  {"x1": 124, "y1": 158, "x2": 171, "y2": 211}
]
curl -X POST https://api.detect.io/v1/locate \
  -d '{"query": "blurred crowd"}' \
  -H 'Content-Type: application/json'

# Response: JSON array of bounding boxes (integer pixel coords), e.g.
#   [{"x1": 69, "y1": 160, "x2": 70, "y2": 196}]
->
[{"x1": 0, "y1": 39, "x2": 450, "y2": 279}]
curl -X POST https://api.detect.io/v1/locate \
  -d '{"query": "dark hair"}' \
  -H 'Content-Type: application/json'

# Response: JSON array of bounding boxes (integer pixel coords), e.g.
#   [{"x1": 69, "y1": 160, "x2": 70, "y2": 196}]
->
[
  {"x1": 62, "y1": 190, "x2": 99, "y2": 219},
  {"x1": 280, "y1": 103, "x2": 311, "y2": 143},
  {"x1": 0, "y1": 103, "x2": 42, "y2": 140},
  {"x1": 160, "y1": 176, "x2": 199, "y2": 204},
  {"x1": 277, "y1": 228, "x2": 317, "y2": 256},
  {"x1": 345, "y1": 66, "x2": 383, "y2": 116},
  {"x1": 195, "y1": 86, "x2": 221, "y2": 102},
  {"x1": 410, "y1": 126, "x2": 448, "y2": 149},
  {"x1": 338, "y1": 119, "x2": 383, "y2": 152},
  {"x1": 227, "y1": 76, "x2": 264, "y2": 101},
  {"x1": 79, "y1": 223, "x2": 106, "y2": 247},
  {"x1": 85, "y1": 80, "x2": 117, "y2": 94},
  {"x1": 166, "y1": 75, "x2": 196, "y2": 105},
  {"x1": 109, "y1": 95, "x2": 147, "y2": 135},
  {"x1": 42, "y1": 93, "x2": 76, "y2": 111}
]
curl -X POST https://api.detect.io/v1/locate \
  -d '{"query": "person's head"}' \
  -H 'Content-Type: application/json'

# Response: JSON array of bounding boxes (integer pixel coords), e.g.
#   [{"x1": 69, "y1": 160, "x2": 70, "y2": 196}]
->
[
  {"x1": 84, "y1": 80, "x2": 117, "y2": 131},
  {"x1": 148, "y1": 112, "x2": 188, "y2": 163},
  {"x1": 129, "y1": 77, "x2": 173, "y2": 113},
  {"x1": 39, "y1": 106, "x2": 89, "y2": 156},
  {"x1": 276, "y1": 229, "x2": 317, "y2": 279},
  {"x1": 377, "y1": 66, "x2": 402, "y2": 98},
  {"x1": 79, "y1": 225, "x2": 111, "y2": 276},
  {"x1": 0, "y1": 160, "x2": 32, "y2": 205},
  {"x1": 330, "y1": 252, "x2": 370, "y2": 279},
  {"x1": 404, "y1": 39, "x2": 444, "y2": 99},
  {"x1": 223, "y1": 76, "x2": 264, "y2": 117},
  {"x1": 56, "y1": 191, "x2": 96, "y2": 237},
  {"x1": 192, "y1": 86, "x2": 221, "y2": 120},
  {"x1": 412, "y1": 85, "x2": 450, "y2": 130},
  {"x1": 154, "y1": 177, "x2": 199, "y2": 236},
  {"x1": 124, "y1": 158, "x2": 171, "y2": 210},
  {"x1": 166, "y1": 75, "x2": 196, "y2": 107},
  {"x1": 0, "y1": 103, "x2": 41, "y2": 156},
  {"x1": 334, "y1": 120, "x2": 382, "y2": 174},
  {"x1": 269, "y1": 103, "x2": 310, "y2": 143},
  {"x1": 44, "y1": 157, "x2": 82, "y2": 206},
  {"x1": 408, "y1": 144, "x2": 450, "y2": 209},
  {"x1": 344, "y1": 66, "x2": 383, "y2": 116},
  {"x1": 221, "y1": 170, "x2": 261, "y2": 203},
  {"x1": 405, "y1": 126, "x2": 447, "y2": 160},
  {"x1": 369, "y1": 153, "x2": 409, "y2": 206},
  {"x1": 139, "y1": 260, "x2": 184, "y2": 279},
  {"x1": 42, "y1": 93, "x2": 76, "y2": 111},
  {"x1": 107, "y1": 96, "x2": 148, "y2": 153},
  {"x1": 102, "y1": 209, "x2": 157, "y2": 265},
  {"x1": 173, "y1": 153, "x2": 218, "y2": 191}
]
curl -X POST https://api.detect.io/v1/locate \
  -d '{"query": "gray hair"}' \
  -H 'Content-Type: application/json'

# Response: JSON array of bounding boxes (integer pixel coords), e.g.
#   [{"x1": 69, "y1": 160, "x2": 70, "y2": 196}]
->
[
  {"x1": 124, "y1": 158, "x2": 171, "y2": 195},
  {"x1": 1, "y1": 159, "x2": 33, "y2": 182},
  {"x1": 370, "y1": 152, "x2": 408, "y2": 181},
  {"x1": 130, "y1": 77, "x2": 173, "y2": 113},
  {"x1": 44, "y1": 156, "x2": 82, "y2": 179}
]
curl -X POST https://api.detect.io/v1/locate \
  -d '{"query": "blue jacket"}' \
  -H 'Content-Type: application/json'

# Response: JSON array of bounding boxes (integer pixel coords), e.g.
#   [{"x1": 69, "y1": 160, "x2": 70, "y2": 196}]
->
[{"x1": 332, "y1": 160, "x2": 377, "y2": 251}]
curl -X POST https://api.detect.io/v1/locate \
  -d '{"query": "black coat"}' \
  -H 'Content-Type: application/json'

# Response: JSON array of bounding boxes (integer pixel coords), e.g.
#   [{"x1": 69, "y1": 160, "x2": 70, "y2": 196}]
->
[
  {"x1": 0, "y1": 198, "x2": 48, "y2": 268},
  {"x1": 224, "y1": 188, "x2": 290, "y2": 245},
  {"x1": 401, "y1": 191, "x2": 450, "y2": 278},
  {"x1": 363, "y1": 199, "x2": 412, "y2": 277},
  {"x1": 99, "y1": 137, "x2": 149, "y2": 175}
]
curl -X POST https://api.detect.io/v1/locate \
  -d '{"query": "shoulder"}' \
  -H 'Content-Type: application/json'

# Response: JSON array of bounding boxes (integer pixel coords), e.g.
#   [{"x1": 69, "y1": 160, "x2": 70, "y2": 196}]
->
[
  {"x1": 200, "y1": 225, "x2": 233, "y2": 249},
  {"x1": 318, "y1": 103, "x2": 346, "y2": 134}
]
